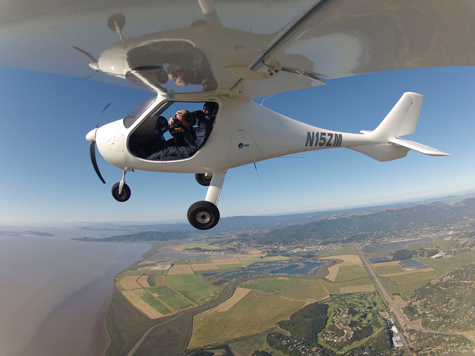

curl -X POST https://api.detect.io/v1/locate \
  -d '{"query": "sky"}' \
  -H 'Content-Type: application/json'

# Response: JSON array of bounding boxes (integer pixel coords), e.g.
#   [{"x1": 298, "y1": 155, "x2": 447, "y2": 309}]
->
[{"x1": 1, "y1": 65, "x2": 474, "y2": 225}]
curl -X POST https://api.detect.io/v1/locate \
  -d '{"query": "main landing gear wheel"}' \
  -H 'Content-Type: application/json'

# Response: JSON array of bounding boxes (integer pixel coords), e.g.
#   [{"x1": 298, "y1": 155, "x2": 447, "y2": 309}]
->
[
  {"x1": 187, "y1": 201, "x2": 220, "y2": 230},
  {"x1": 111, "y1": 182, "x2": 131, "y2": 202},
  {"x1": 195, "y1": 173, "x2": 212, "y2": 186}
]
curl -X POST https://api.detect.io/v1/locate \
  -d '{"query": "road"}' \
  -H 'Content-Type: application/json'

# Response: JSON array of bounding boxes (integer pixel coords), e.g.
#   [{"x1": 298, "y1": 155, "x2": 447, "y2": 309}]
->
[{"x1": 357, "y1": 247, "x2": 413, "y2": 354}]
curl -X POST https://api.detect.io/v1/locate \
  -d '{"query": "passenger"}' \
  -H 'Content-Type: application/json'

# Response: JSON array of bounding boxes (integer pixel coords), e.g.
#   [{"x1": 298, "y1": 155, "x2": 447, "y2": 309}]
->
[{"x1": 146, "y1": 110, "x2": 196, "y2": 160}]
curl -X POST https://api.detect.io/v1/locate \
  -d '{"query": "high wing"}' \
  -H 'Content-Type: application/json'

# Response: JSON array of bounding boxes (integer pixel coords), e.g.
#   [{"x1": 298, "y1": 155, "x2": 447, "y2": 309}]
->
[{"x1": 1, "y1": 0, "x2": 475, "y2": 99}]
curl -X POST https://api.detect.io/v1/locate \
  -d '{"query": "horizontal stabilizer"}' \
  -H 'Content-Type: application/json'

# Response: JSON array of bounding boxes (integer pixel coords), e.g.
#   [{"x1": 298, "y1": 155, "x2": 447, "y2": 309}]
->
[{"x1": 389, "y1": 138, "x2": 450, "y2": 156}]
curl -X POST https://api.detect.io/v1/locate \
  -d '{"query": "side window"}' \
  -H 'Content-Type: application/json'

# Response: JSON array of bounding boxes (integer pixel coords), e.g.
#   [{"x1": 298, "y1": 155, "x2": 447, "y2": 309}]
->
[{"x1": 127, "y1": 101, "x2": 218, "y2": 160}]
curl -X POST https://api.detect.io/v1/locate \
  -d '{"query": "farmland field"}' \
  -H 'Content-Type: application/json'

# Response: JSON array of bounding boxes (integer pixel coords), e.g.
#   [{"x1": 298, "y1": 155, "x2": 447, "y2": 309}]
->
[
  {"x1": 188, "y1": 289, "x2": 304, "y2": 348},
  {"x1": 326, "y1": 265, "x2": 339, "y2": 281},
  {"x1": 239, "y1": 277, "x2": 298, "y2": 295},
  {"x1": 319, "y1": 277, "x2": 374, "y2": 295},
  {"x1": 191, "y1": 263, "x2": 219, "y2": 271},
  {"x1": 282, "y1": 278, "x2": 330, "y2": 301},
  {"x1": 121, "y1": 290, "x2": 163, "y2": 319},
  {"x1": 167, "y1": 274, "x2": 219, "y2": 304},
  {"x1": 189, "y1": 257, "x2": 212, "y2": 264},
  {"x1": 141, "y1": 292, "x2": 173, "y2": 315},
  {"x1": 335, "y1": 265, "x2": 368, "y2": 282},
  {"x1": 148, "y1": 286, "x2": 194, "y2": 311},
  {"x1": 339, "y1": 284, "x2": 375, "y2": 293},
  {"x1": 380, "y1": 251, "x2": 475, "y2": 300},
  {"x1": 137, "y1": 275, "x2": 150, "y2": 288},
  {"x1": 319, "y1": 254, "x2": 362, "y2": 266},
  {"x1": 119, "y1": 275, "x2": 142, "y2": 290},
  {"x1": 373, "y1": 264, "x2": 405, "y2": 275},
  {"x1": 167, "y1": 264, "x2": 194, "y2": 275},
  {"x1": 381, "y1": 270, "x2": 439, "y2": 300}
]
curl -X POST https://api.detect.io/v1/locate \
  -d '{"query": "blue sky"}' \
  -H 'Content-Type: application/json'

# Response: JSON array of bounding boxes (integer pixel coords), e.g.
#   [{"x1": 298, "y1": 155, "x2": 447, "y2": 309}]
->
[{"x1": 1, "y1": 66, "x2": 474, "y2": 225}]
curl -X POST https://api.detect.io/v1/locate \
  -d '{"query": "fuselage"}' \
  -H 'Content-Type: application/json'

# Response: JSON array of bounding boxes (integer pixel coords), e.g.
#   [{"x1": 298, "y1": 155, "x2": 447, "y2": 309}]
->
[{"x1": 87, "y1": 94, "x2": 371, "y2": 174}]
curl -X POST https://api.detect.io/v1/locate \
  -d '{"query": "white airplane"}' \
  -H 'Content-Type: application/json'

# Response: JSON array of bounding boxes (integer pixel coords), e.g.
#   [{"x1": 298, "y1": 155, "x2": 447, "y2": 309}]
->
[{"x1": 2, "y1": 0, "x2": 475, "y2": 229}]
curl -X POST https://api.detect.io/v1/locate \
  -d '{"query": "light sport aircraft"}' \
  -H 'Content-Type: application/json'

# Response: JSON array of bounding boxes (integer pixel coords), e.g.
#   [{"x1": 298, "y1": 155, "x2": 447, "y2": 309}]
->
[{"x1": 3, "y1": 0, "x2": 475, "y2": 229}]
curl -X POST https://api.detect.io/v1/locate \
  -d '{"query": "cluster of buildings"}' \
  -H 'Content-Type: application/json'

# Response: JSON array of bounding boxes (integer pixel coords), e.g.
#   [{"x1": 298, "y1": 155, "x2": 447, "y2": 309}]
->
[{"x1": 386, "y1": 317, "x2": 404, "y2": 348}]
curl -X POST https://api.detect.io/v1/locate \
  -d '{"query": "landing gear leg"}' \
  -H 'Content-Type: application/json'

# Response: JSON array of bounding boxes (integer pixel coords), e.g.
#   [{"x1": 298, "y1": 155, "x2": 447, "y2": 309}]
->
[
  {"x1": 187, "y1": 171, "x2": 226, "y2": 230},
  {"x1": 112, "y1": 170, "x2": 131, "y2": 202}
]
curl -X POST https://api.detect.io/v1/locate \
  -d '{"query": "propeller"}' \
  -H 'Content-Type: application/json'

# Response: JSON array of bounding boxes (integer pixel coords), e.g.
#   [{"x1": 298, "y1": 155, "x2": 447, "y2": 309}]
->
[
  {"x1": 73, "y1": 46, "x2": 99, "y2": 78},
  {"x1": 87, "y1": 103, "x2": 110, "y2": 184}
]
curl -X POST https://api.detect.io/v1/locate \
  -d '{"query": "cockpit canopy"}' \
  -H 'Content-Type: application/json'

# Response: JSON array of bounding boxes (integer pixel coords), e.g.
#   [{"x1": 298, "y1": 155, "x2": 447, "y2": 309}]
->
[{"x1": 127, "y1": 99, "x2": 218, "y2": 161}]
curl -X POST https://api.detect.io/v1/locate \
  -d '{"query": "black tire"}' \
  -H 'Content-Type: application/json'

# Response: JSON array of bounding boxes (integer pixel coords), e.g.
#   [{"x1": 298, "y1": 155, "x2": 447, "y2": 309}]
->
[
  {"x1": 187, "y1": 201, "x2": 220, "y2": 230},
  {"x1": 195, "y1": 173, "x2": 212, "y2": 186},
  {"x1": 111, "y1": 182, "x2": 131, "y2": 202}
]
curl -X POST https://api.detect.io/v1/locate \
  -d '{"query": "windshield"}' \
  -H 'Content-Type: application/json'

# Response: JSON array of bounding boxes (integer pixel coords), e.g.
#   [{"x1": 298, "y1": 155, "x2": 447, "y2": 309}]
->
[{"x1": 123, "y1": 95, "x2": 157, "y2": 128}]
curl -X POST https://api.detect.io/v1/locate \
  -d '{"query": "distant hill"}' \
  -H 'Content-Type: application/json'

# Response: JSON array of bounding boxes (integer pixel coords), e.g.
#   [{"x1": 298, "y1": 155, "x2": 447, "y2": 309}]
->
[
  {"x1": 74, "y1": 195, "x2": 475, "y2": 243},
  {"x1": 253, "y1": 198, "x2": 475, "y2": 245},
  {"x1": 73, "y1": 230, "x2": 189, "y2": 242}
]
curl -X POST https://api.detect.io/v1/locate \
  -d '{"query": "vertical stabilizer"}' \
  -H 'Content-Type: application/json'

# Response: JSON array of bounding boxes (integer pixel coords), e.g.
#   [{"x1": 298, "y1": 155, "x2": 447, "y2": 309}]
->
[{"x1": 371, "y1": 92, "x2": 423, "y2": 139}]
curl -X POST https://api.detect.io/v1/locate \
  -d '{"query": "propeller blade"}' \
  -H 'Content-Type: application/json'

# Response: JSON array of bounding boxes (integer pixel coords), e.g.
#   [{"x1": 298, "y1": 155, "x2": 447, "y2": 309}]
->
[
  {"x1": 96, "y1": 103, "x2": 110, "y2": 128},
  {"x1": 90, "y1": 142, "x2": 106, "y2": 184},
  {"x1": 83, "y1": 70, "x2": 99, "y2": 79},
  {"x1": 73, "y1": 46, "x2": 98, "y2": 63}
]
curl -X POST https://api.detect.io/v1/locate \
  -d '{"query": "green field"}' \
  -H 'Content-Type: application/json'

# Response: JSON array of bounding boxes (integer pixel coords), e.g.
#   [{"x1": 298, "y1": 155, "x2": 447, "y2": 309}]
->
[
  {"x1": 240, "y1": 277, "x2": 298, "y2": 295},
  {"x1": 216, "y1": 263, "x2": 244, "y2": 270},
  {"x1": 405, "y1": 238, "x2": 458, "y2": 251},
  {"x1": 141, "y1": 292, "x2": 173, "y2": 315},
  {"x1": 189, "y1": 257, "x2": 212, "y2": 264},
  {"x1": 318, "y1": 247, "x2": 357, "y2": 257},
  {"x1": 148, "y1": 286, "x2": 194, "y2": 310},
  {"x1": 319, "y1": 277, "x2": 374, "y2": 295},
  {"x1": 167, "y1": 274, "x2": 219, "y2": 304},
  {"x1": 381, "y1": 271, "x2": 439, "y2": 300},
  {"x1": 189, "y1": 290, "x2": 304, "y2": 348},
  {"x1": 335, "y1": 265, "x2": 368, "y2": 282},
  {"x1": 282, "y1": 278, "x2": 330, "y2": 301},
  {"x1": 380, "y1": 251, "x2": 475, "y2": 300},
  {"x1": 419, "y1": 252, "x2": 475, "y2": 273},
  {"x1": 173, "y1": 259, "x2": 190, "y2": 265},
  {"x1": 372, "y1": 264, "x2": 405, "y2": 275}
]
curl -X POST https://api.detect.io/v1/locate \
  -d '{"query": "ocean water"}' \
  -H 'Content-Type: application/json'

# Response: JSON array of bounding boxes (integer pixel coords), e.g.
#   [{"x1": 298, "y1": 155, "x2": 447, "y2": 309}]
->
[{"x1": 0, "y1": 234, "x2": 149, "y2": 356}]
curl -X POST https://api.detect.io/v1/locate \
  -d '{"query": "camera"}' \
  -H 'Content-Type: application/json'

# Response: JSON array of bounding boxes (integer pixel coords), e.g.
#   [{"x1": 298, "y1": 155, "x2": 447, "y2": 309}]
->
[{"x1": 169, "y1": 118, "x2": 183, "y2": 131}]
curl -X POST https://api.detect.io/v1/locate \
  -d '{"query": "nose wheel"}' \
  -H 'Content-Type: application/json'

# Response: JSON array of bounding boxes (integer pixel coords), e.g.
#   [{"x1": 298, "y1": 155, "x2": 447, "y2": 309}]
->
[
  {"x1": 111, "y1": 170, "x2": 131, "y2": 202},
  {"x1": 111, "y1": 182, "x2": 131, "y2": 202},
  {"x1": 187, "y1": 201, "x2": 220, "y2": 230}
]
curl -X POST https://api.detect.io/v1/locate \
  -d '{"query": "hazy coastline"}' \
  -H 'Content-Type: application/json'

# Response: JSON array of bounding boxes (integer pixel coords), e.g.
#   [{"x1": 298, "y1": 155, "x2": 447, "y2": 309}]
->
[{"x1": 0, "y1": 234, "x2": 149, "y2": 356}]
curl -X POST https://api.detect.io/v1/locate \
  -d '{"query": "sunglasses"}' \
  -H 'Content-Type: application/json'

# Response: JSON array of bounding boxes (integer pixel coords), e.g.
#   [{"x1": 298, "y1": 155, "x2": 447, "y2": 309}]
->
[{"x1": 175, "y1": 111, "x2": 185, "y2": 117}]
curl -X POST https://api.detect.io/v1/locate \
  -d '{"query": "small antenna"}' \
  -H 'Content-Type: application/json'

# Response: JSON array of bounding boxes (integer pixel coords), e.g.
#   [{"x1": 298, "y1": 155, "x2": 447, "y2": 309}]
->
[{"x1": 253, "y1": 162, "x2": 260, "y2": 181}]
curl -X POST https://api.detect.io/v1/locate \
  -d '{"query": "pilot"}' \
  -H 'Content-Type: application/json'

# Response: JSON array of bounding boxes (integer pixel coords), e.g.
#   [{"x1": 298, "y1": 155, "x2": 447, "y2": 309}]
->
[{"x1": 203, "y1": 102, "x2": 218, "y2": 120}]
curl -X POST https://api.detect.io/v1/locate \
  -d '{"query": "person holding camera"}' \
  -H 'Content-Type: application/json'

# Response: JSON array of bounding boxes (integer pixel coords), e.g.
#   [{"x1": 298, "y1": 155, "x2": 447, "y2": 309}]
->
[
  {"x1": 146, "y1": 109, "x2": 197, "y2": 160},
  {"x1": 146, "y1": 103, "x2": 217, "y2": 161}
]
